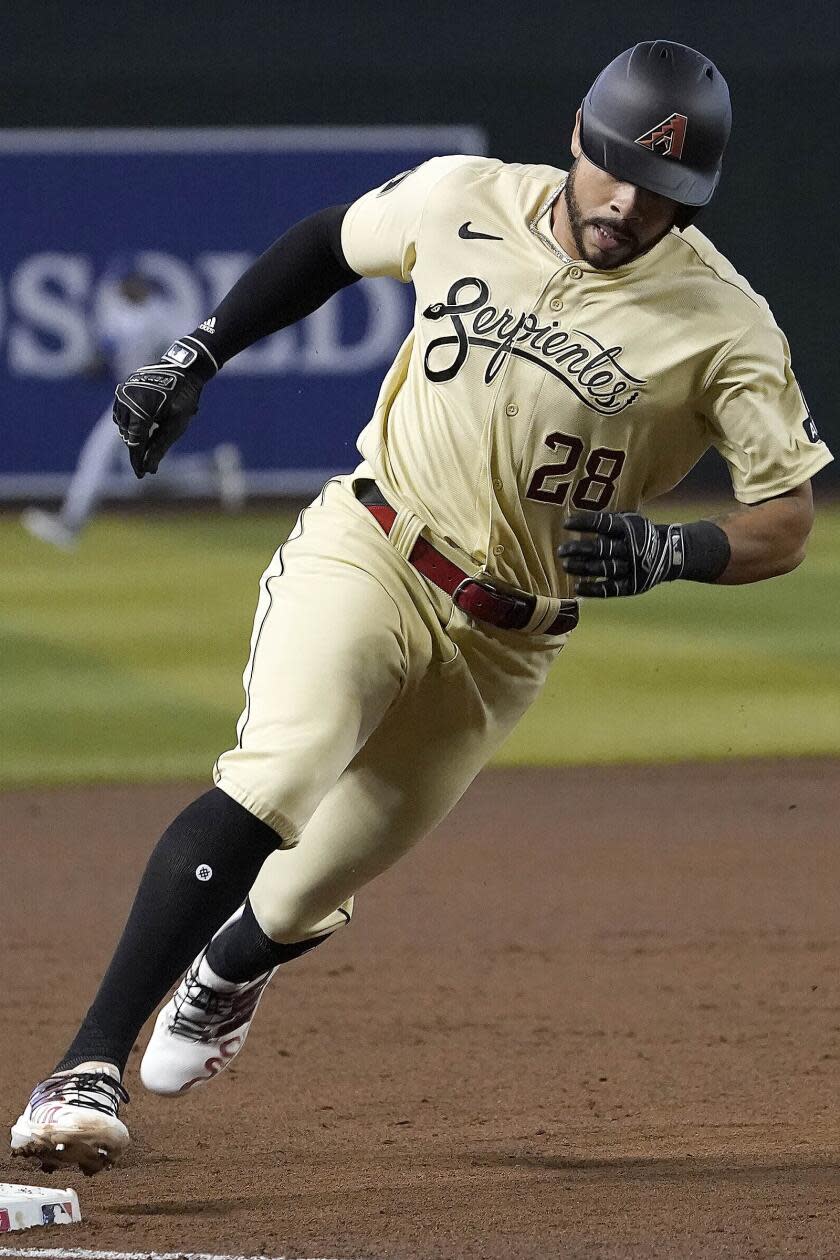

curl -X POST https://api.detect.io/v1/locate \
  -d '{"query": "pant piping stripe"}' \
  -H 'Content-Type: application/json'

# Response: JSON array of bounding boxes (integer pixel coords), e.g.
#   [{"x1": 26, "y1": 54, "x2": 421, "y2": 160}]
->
[{"x1": 236, "y1": 479, "x2": 338, "y2": 751}]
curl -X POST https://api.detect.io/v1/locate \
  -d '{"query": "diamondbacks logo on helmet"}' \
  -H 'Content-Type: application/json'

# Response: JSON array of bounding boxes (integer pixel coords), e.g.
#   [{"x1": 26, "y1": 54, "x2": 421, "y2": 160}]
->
[{"x1": 635, "y1": 112, "x2": 688, "y2": 160}]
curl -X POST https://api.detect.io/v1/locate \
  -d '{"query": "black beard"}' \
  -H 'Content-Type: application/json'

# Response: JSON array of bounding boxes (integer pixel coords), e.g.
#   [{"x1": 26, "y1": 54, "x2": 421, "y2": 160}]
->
[
  {"x1": 562, "y1": 161, "x2": 673, "y2": 270},
  {"x1": 563, "y1": 162, "x2": 593, "y2": 261}
]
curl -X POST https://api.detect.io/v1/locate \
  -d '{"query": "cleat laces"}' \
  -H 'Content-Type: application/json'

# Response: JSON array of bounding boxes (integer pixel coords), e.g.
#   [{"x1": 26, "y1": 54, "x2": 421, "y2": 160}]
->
[
  {"x1": 32, "y1": 1072, "x2": 129, "y2": 1117},
  {"x1": 169, "y1": 960, "x2": 273, "y2": 1043}
]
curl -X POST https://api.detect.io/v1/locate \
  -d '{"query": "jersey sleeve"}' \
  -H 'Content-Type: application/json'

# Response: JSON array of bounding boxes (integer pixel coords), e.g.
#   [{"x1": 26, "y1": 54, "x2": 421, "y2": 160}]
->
[
  {"x1": 702, "y1": 316, "x2": 833, "y2": 503},
  {"x1": 340, "y1": 155, "x2": 484, "y2": 282}
]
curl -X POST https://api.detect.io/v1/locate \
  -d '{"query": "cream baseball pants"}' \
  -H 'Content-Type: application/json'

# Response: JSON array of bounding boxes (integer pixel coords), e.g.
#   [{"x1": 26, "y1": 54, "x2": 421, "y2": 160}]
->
[{"x1": 213, "y1": 476, "x2": 566, "y2": 944}]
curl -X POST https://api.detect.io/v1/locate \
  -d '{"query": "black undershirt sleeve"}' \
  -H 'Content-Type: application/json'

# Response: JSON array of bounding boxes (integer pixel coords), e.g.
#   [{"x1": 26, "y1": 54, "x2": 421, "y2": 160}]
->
[{"x1": 193, "y1": 203, "x2": 360, "y2": 369}]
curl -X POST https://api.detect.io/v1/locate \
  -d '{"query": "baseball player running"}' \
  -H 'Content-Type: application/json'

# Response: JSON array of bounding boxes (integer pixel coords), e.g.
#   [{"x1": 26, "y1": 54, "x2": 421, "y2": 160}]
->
[{"x1": 11, "y1": 41, "x2": 831, "y2": 1174}]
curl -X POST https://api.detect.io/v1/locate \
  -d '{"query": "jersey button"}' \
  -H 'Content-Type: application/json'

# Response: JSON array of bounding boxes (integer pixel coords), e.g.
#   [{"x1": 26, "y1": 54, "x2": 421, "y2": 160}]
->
[
  {"x1": 492, "y1": 477, "x2": 503, "y2": 491},
  {"x1": 569, "y1": 265, "x2": 583, "y2": 279},
  {"x1": 505, "y1": 403, "x2": 519, "y2": 417},
  {"x1": 550, "y1": 297, "x2": 564, "y2": 312},
  {"x1": 492, "y1": 544, "x2": 505, "y2": 556}
]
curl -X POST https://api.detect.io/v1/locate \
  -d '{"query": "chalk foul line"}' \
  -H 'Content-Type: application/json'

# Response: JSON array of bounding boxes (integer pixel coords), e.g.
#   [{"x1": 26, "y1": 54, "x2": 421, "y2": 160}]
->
[{"x1": 0, "y1": 1249, "x2": 372, "y2": 1260}]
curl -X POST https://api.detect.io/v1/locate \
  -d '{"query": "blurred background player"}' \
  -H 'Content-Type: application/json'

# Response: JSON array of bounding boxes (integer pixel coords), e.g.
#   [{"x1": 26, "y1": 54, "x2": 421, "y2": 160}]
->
[{"x1": 21, "y1": 257, "x2": 246, "y2": 549}]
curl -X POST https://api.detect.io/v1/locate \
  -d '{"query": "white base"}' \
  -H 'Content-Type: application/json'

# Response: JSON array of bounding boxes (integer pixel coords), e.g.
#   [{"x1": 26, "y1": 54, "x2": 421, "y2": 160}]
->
[{"x1": 0, "y1": 1184, "x2": 81, "y2": 1232}]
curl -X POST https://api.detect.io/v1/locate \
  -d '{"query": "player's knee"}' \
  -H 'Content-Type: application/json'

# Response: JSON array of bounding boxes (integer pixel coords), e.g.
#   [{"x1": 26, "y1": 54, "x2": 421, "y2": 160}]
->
[{"x1": 253, "y1": 890, "x2": 354, "y2": 944}]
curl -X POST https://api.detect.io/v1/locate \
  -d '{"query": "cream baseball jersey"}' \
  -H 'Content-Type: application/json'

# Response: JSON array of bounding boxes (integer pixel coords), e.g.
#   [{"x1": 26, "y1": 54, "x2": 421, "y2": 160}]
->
[{"x1": 341, "y1": 155, "x2": 832, "y2": 601}]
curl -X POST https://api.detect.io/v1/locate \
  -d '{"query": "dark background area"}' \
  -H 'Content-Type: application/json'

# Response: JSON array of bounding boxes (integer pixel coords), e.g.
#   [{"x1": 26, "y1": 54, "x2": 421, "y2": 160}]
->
[{"x1": 3, "y1": 0, "x2": 837, "y2": 491}]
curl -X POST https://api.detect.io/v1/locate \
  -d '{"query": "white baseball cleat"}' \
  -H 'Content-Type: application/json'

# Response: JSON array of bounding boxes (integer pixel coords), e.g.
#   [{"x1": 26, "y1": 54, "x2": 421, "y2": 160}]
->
[
  {"x1": 140, "y1": 950, "x2": 277, "y2": 1095},
  {"x1": 10, "y1": 1063, "x2": 130, "y2": 1176},
  {"x1": 21, "y1": 508, "x2": 79, "y2": 550}
]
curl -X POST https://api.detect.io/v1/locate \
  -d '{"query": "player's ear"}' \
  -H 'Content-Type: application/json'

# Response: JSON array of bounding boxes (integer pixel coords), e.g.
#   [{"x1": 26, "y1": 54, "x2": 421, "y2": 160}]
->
[{"x1": 570, "y1": 109, "x2": 582, "y2": 159}]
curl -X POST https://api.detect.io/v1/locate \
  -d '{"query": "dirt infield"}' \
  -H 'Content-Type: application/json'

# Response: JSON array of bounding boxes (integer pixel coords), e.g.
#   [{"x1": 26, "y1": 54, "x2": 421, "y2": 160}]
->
[{"x1": 2, "y1": 760, "x2": 840, "y2": 1259}]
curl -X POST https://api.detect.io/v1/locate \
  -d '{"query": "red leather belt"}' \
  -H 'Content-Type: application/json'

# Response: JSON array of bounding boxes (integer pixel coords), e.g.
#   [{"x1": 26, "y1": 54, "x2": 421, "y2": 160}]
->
[{"x1": 356, "y1": 480, "x2": 578, "y2": 637}]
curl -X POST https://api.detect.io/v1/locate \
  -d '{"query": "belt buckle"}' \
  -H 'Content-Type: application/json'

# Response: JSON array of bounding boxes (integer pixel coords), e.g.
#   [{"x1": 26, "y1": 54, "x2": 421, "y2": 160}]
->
[{"x1": 452, "y1": 576, "x2": 534, "y2": 630}]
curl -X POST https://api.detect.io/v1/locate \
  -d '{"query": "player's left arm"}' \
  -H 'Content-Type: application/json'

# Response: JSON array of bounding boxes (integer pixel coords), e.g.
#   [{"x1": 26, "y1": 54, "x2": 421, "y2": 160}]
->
[
  {"x1": 709, "y1": 479, "x2": 813, "y2": 584},
  {"x1": 558, "y1": 480, "x2": 813, "y2": 598},
  {"x1": 561, "y1": 311, "x2": 832, "y2": 598}
]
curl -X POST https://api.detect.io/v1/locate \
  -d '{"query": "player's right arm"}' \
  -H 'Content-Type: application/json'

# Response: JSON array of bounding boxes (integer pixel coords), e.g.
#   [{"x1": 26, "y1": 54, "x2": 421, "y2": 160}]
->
[
  {"x1": 113, "y1": 157, "x2": 479, "y2": 478},
  {"x1": 113, "y1": 204, "x2": 360, "y2": 477}
]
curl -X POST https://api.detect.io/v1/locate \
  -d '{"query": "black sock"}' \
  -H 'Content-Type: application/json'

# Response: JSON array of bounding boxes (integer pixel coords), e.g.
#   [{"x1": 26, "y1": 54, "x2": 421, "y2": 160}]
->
[
  {"x1": 206, "y1": 897, "x2": 332, "y2": 983},
  {"x1": 56, "y1": 788, "x2": 280, "y2": 1075}
]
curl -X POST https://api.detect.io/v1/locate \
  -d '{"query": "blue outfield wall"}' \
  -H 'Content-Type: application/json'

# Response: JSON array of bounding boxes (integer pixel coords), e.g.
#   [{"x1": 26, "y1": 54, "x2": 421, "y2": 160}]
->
[{"x1": 0, "y1": 127, "x2": 485, "y2": 497}]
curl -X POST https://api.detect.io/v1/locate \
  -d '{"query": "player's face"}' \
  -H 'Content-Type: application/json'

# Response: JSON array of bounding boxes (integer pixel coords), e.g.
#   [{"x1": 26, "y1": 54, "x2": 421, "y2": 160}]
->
[
  {"x1": 120, "y1": 275, "x2": 153, "y2": 304},
  {"x1": 553, "y1": 114, "x2": 679, "y2": 270}
]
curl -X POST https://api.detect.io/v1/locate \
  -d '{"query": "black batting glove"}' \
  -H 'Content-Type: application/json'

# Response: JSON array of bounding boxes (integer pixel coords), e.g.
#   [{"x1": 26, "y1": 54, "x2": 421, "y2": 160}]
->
[
  {"x1": 558, "y1": 509, "x2": 688, "y2": 598},
  {"x1": 113, "y1": 335, "x2": 218, "y2": 478},
  {"x1": 559, "y1": 509, "x2": 731, "y2": 597}
]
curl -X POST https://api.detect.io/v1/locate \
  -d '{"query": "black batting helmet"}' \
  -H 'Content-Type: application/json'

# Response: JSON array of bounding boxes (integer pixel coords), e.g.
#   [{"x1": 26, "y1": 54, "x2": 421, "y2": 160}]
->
[{"x1": 579, "y1": 41, "x2": 732, "y2": 211}]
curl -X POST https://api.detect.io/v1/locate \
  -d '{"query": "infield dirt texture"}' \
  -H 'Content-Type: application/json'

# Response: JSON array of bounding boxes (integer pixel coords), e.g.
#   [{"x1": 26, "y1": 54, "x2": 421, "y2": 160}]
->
[{"x1": 2, "y1": 760, "x2": 840, "y2": 1259}]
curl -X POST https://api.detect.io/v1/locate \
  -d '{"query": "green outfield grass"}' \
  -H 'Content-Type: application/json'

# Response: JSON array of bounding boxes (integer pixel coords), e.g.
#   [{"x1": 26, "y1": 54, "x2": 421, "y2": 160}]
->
[{"x1": 2, "y1": 501, "x2": 839, "y2": 786}]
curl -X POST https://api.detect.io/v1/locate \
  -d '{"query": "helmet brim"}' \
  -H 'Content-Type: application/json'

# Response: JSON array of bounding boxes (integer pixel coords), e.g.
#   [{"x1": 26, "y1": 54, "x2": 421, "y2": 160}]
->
[{"x1": 580, "y1": 111, "x2": 720, "y2": 207}]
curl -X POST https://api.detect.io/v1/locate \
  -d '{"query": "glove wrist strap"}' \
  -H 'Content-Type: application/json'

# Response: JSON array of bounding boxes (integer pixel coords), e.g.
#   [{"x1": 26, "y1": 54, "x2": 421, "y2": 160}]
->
[
  {"x1": 163, "y1": 334, "x2": 219, "y2": 382},
  {"x1": 672, "y1": 520, "x2": 731, "y2": 583}
]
